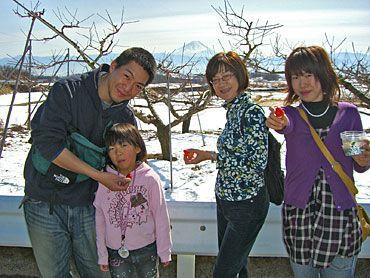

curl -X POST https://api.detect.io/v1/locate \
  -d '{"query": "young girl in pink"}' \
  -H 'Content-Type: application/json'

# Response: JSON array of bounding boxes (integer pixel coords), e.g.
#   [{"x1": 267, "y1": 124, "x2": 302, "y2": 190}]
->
[{"x1": 94, "y1": 123, "x2": 172, "y2": 277}]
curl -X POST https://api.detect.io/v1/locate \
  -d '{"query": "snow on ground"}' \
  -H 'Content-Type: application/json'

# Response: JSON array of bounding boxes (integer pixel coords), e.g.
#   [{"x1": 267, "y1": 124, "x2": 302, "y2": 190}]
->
[{"x1": 0, "y1": 91, "x2": 369, "y2": 203}]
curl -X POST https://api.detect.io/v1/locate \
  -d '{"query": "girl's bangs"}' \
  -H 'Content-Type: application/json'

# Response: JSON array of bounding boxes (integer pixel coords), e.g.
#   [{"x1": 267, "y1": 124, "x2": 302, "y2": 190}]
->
[{"x1": 288, "y1": 53, "x2": 317, "y2": 76}]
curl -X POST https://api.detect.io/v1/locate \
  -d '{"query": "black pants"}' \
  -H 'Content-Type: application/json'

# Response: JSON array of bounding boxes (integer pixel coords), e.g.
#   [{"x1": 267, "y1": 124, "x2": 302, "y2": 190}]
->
[
  {"x1": 108, "y1": 241, "x2": 158, "y2": 278},
  {"x1": 213, "y1": 187, "x2": 269, "y2": 278}
]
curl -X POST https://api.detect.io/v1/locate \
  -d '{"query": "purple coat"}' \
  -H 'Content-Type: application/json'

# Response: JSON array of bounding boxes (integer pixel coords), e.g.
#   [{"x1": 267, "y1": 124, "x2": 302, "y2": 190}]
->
[{"x1": 279, "y1": 102, "x2": 368, "y2": 211}]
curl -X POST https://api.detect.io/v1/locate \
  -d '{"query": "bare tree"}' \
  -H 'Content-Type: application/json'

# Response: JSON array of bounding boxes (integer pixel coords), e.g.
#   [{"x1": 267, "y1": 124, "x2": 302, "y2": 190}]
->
[
  {"x1": 213, "y1": 0, "x2": 283, "y2": 72},
  {"x1": 134, "y1": 86, "x2": 212, "y2": 160},
  {"x1": 8, "y1": 0, "x2": 132, "y2": 131},
  {"x1": 13, "y1": 0, "x2": 134, "y2": 69},
  {"x1": 133, "y1": 55, "x2": 213, "y2": 160},
  {"x1": 10, "y1": 1, "x2": 216, "y2": 161},
  {"x1": 324, "y1": 35, "x2": 370, "y2": 107},
  {"x1": 215, "y1": 0, "x2": 370, "y2": 107}
]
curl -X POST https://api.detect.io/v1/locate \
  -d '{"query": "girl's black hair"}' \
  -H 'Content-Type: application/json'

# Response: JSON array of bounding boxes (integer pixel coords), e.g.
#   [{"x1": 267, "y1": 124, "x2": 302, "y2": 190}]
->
[{"x1": 104, "y1": 123, "x2": 147, "y2": 168}]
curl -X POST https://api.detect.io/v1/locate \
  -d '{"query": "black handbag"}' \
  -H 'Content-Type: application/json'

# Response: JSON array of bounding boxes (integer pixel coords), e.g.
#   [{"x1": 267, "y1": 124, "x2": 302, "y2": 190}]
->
[{"x1": 264, "y1": 132, "x2": 285, "y2": 205}]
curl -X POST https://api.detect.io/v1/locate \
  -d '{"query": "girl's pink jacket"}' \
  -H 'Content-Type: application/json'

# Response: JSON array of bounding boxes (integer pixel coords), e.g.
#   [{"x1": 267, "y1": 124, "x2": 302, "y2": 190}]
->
[{"x1": 93, "y1": 162, "x2": 172, "y2": 265}]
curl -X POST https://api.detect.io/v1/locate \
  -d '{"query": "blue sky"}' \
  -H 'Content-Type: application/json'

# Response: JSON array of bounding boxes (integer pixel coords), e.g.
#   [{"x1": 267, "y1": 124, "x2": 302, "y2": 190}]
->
[{"x1": 0, "y1": 0, "x2": 369, "y2": 57}]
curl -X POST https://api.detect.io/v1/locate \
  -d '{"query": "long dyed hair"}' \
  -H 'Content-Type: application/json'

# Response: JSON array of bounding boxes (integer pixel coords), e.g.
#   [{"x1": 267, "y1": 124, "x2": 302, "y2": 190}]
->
[{"x1": 284, "y1": 46, "x2": 340, "y2": 105}]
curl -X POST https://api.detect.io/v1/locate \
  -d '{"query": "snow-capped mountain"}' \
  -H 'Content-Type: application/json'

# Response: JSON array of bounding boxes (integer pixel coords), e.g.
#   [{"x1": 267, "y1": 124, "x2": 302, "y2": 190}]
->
[
  {"x1": 153, "y1": 41, "x2": 216, "y2": 74},
  {"x1": 173, "y1": 41, "x2": 215, "y2": 58}
]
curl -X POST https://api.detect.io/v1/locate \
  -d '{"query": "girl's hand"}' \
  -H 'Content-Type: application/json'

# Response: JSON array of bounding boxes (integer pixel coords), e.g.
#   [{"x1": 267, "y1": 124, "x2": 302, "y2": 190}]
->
[
  {"x1": 96, "y1": 171, "x2": 130, "y2": 191},
  {"x1": 352, "y1": 140, "x2": 370, "y2": 167},
  {"x1": 99, "y1": 264, "x2": 109, "y2": 272},
  {"x1": 183, "y1": 149, "x2": 214, "y2": 164},
  {"x1": 266, "y1": 107, "x2": 289, "y2": 131},
  {"x1": 162, "y1": 261, "x2": 171, "y2": 267}
]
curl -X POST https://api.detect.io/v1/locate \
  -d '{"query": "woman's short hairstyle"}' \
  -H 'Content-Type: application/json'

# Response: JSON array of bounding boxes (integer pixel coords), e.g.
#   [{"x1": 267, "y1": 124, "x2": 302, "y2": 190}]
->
[
  {"x1": 104, "y1": 123, "x2": 147, "y2": 168},
  {"x1": 206, "y1": 51, "x2": 249, "y2": 95},
  {"x1": 284, "y1": 45, "x2": 340, "y2": 105}
]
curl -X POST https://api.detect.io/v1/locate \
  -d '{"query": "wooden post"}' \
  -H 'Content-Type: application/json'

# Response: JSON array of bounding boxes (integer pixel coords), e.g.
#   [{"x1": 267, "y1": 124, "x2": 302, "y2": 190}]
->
[
  {"x1": 0, "y1": 17, "x2": 36, "y2": 158},
  {"x1": 26, "y1": 39, "x2": 32, "y2": 129}
]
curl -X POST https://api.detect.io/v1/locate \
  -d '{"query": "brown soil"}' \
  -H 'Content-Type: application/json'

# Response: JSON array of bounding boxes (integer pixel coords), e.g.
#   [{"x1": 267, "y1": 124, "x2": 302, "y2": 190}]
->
[{"x1": 1, "y1": 247, "x2": 369, "y2": 277}]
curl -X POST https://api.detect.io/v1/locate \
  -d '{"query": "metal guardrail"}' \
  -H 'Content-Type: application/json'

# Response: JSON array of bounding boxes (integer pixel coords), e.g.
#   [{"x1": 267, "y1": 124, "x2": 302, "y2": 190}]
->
[{"x1": 1, "y1": 196, "x2": 369, "y2": 277}]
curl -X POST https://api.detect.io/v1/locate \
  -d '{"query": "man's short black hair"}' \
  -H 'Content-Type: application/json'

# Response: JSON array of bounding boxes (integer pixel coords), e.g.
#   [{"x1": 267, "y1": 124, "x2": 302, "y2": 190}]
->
[{"x1": 114, "y1": 47, "x2": 157, "y2": 85}]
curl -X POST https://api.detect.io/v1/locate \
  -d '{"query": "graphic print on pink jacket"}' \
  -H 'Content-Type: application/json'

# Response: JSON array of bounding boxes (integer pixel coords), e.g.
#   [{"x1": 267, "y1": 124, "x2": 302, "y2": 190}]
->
[{"x1": 93, "y1": 162, "x2": 172, "y2": 265}]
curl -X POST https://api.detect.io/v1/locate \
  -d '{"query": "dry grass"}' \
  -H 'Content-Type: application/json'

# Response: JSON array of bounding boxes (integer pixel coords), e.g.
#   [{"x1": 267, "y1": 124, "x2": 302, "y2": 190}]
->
[{"x1": 0, "y1": 84, "x2": 12, "y2": 95}]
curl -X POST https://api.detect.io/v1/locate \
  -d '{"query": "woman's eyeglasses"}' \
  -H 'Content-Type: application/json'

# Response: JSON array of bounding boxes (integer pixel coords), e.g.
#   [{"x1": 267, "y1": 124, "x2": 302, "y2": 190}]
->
[{"x1": 210, "y1": 73, "x2": 234, "y2": 86}]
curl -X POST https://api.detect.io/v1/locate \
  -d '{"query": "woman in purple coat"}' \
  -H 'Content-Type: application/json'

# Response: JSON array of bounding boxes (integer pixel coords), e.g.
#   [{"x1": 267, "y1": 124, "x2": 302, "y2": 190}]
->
[{"x1": 266, "y1": 45, "x2": 369, "y2": 277}]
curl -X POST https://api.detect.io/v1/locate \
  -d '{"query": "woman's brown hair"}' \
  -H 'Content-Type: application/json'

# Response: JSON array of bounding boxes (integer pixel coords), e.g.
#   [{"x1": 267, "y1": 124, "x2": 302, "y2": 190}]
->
[
  {"x1": 284, "y1": 46, "x2": 340, "y2": 105},
  {"x1": 206, "y1": 51, "x2": 249, "y2": 95}
]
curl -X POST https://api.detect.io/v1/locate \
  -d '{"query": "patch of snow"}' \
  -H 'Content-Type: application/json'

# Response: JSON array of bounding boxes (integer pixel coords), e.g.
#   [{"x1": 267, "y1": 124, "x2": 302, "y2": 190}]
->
[{"x1": 0, "y1": 91, "x2": 369, "y2": 203}]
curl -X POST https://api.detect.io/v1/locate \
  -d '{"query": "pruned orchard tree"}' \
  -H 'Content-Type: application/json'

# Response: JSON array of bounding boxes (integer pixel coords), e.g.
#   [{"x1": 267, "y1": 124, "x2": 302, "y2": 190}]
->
[
  {"x1": 215, "y1": 0, "x2": 370, "y2": 107},
  {"x1": 324, "y1": 35, "x2": 370, "y2": 108},
  {"x1": 133, "y1": 55, "x2": 213, "y2": 160},
  {"x1": 13, "y1": 0, "x2": 131, "y2": 70},
  {"x1": 213, "y1": 0, "x2": 283, "y2": 73},
  {"x1": 11, "y1": 0, "x2": 215, "y2": 161}
]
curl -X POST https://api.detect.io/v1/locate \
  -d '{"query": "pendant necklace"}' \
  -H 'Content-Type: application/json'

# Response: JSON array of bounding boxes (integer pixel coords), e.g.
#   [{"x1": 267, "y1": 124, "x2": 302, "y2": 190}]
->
[
  {"x1": 301, "y1": 102, "x2": 330, "y2": 118},
  {"x1": 117, "y1": 168, "x2": 136, "y2": 259},
  {"x1": 118, "y1": 244, "x2": 130, "y2": 259}
]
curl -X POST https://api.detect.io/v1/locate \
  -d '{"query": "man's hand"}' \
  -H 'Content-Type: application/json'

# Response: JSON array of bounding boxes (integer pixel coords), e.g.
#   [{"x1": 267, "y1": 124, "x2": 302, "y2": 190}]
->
[
  {"x1": 52, "y1": 149, "x2": 130, "y2": 191},
  {"x1": 96, "y1": 171, "x2": 131, "y2": 191}
]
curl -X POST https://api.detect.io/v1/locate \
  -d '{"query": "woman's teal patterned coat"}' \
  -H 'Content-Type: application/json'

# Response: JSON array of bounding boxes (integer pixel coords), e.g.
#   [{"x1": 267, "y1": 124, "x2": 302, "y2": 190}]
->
[{"x1": 215, "y1": 92, "x2": 268, "y2": 201}]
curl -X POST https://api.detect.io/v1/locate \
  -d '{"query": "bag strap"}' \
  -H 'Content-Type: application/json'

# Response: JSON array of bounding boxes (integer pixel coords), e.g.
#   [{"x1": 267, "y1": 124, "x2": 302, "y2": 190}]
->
[{"x1": 297, "y1": 108, "x2": 358, "y2": 196}]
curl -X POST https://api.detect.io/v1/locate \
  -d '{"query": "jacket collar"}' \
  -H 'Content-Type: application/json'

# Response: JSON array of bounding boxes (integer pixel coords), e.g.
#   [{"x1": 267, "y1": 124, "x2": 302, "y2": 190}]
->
[{"x1": 222, "y1": 92, "x2": 251, "y2": 110}]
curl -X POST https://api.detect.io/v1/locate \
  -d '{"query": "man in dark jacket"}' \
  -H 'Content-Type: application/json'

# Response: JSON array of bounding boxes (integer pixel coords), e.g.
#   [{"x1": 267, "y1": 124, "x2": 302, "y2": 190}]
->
[{"x1": 22, "y1": 47, "x2": 156, "y2": 277}]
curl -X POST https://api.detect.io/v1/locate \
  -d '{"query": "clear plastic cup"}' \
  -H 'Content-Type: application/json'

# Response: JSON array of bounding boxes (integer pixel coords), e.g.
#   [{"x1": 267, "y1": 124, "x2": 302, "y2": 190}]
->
[{"x1": 340, "y1": 131, "x2": 367, "y2": 156}]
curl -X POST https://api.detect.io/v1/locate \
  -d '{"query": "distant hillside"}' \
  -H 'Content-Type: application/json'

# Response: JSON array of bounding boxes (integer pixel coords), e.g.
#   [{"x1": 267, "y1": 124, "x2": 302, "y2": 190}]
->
[
  {"x1": 0, "y1": 55, "x2": 92, "y2": 77},
  {"x1": 0, "y1": 41, "x2": 215, "y2": 77},
  {"x1": 1, "y1": 44, "x2": 368, "y2": 78}
]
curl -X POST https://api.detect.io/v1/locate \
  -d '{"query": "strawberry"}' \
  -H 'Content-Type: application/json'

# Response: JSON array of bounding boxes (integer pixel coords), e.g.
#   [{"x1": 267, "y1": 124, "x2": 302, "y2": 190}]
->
[
  {"x1": 183, "y1": 149, "x2": 193, "y2": 160},
  {"x1": 274, "y1": 107, "x2": 285, "y2": 118}
]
